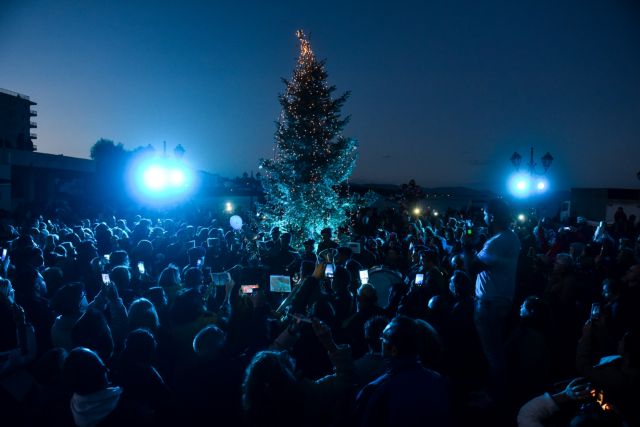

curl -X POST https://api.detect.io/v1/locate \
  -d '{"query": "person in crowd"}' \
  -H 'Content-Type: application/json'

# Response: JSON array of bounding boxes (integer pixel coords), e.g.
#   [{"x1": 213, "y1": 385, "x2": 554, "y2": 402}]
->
[
  {"x1": 355, "y1": 315, "x2": 451, "y2": 427},
  {"x1": 353, "y1": 315, "x2": 389, "y2": 386},
  {"x1": 576, "y1": 323, "x2": 640, "y2": 424},
  {"x1": 516, "y1": 377, "x2": 625, "y2": 427},
  {"x1": 506, "y1": 296, "x2": 552, "y2": 410},
  {"x1": 464, "y1": 198, "x2": 521, "y2": 403},
  {"x1": 111, "y1": 329, "x2": 171, "y2": 422},
  {"x1": 300, "y1": 238, "x2": 318, "y2": 264},
  {"x1": 168, "y1": 288, "x2": 219, "y2": 364},
  {"x1": 157, "y1": 264, "x2": 182, "y2": 306},
  {"x1": 127, "y1": 297, "x2": 160, "y2": 334},
  {"x1": 317, "y1": 227, "x2": 339, "y2": 254},
  {"x1": 242, "y1": 318, "x2": 355, "y2": 427},
  {"x1": 12, "y1": 266, "x2": 54, "y2": 355},
  {"x1": 51, "y1": 282, "x2": 88, "y2": 350},
  {"x1": 343, "y1": 283, "x2": 387, "y2": 359},
  {"x1": 63, "y1": 346, "x2": 151, "y2": 427},
  {"x1": 441, "y1": 270, "x2": 487, "y2": 395}
]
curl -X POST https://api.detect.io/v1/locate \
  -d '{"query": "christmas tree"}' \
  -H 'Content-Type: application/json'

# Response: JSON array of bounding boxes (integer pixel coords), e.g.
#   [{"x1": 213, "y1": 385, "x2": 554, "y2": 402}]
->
[{"x1": 259, "y1": 30, "x2": 361, "y2": 242}]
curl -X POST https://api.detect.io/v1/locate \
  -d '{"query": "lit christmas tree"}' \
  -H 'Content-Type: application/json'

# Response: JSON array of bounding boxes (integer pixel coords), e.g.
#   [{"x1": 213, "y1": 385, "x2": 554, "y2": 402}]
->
[{"x1": 259, "y1": 30, "x2": 363, "y2": 242}]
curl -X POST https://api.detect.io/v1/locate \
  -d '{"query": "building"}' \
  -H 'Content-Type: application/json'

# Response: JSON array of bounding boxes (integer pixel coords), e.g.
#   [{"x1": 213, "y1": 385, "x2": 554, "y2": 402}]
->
[
  {"x1": 0, "y1": 88, "x2": 37, "y2": 151},
  {"x1": 561, "y1": 188, "x2": 640, "y2": 224},
  {"x1": 0, "y1": 148, "x2": 94, "y2": 212}
]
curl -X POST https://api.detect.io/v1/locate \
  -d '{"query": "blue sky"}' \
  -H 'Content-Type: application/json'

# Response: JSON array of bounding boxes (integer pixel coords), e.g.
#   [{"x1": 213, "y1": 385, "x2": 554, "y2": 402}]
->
[{"x1": 1, "y1": 0, "x2": 639, "y2": 192}]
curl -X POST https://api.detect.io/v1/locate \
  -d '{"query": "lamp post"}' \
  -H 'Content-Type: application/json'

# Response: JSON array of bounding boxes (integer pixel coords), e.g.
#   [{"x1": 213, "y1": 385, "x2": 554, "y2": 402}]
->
[
  {"x1": 511, "y1": 147, "x2": 553, "y2": 175},
  {"x1": 509, "y1": 147, "x2": 553, "y2": 197}
]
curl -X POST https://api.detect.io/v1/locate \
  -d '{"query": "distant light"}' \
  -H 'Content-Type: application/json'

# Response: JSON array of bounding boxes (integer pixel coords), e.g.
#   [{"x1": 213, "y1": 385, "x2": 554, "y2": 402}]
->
[
  {"x1": 536, "y1": 178, "x2": 549, "y2": 193},
  {"x1": 433, "y1": 210, "x2": 439, "y2": 217},
  {"x1": 518, "y1": 213, "x2": 526, "y2": 222},
  {"x1": 225, "y1": 202, "x2": 233, "y2": 213},
  {"x1": 508, "y1": 173, "x2": 531, "y2": 198},
  {"x1": 127, "y1": 155, "x2": 196, "y2": 205},
  {"x1": 413, "y1": 207, "x2": 421, "y2": 215},
  {"x1": 169, "y1": 169, "x2": 185, "y2": 186},
  {"x1": 143, "y1": 166, "x2": 167, "y2": 190}
]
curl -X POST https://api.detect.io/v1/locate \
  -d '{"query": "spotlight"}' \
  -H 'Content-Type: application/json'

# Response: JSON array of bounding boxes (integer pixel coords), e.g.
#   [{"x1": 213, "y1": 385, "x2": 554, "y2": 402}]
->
[
  {"x1": 128, "y1": 155, "x2": 195, "y2": 205},
  {"x1": 518, "y1": 213, "x2": 526, "y2": 222},
  {"x1": 413, "y1": 207, "x2": 421, "y2": 216},
  {"x1": 143, "y1": 165, "x2": 167, "y2": 190},
  {"x1": 536, "y1": 178, "x2": 549, "y2": 192},
  {"x1": 508, "y1": 173, "x2": 531, "y2": 198},
  {"x1": 433, "y1": 210, "x2": 439, "y2": 217},
  {"x1": 225, "y1": 202, "x2": 233, "y2": 213},
  {"x1": 169, "y1": 169, "x2": 186, "y2": 186}
]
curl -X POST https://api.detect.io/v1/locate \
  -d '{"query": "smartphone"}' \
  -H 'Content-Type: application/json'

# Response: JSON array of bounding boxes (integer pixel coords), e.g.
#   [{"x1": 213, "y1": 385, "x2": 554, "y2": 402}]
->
[
  {"x1": 196, "y1": 258, "x2": 203, "y2": 268},
  {"x1": 104, "y1": 254, "x2": 110, "y2": 262},
  {"x1": 270, "y1": 275, "x2": 292, "y2": 293},
  {"x1": 415, "y1": 273, "x2": 424, "y2": 285},
  {"x1": 211, "y1": 272, "x2": 231, "y2": 286},
  {"x1": 241, "y1": 284, "x2": 259, "y2": 294},
  {"x1": 466, "y1": 228, "x2": 473, "y2": 235},
  {"x1": 590, "y1": 303, "x2": 601, "y2": 320},
  {"x1": 359, "y1": 270, "x2": 369, "y2": 284},
  {"x1": 102, "y1": 273, "x2": 111, "y2": 285},
  {"x1": 325, "y1": 264, "x2": 334, "y2": 278},
  {"x1": 1, "y1": 248, "x2": 6, "y2": 261},
  {"x1": 137, "y1": 261, "x2": 145, "y2": 275}
]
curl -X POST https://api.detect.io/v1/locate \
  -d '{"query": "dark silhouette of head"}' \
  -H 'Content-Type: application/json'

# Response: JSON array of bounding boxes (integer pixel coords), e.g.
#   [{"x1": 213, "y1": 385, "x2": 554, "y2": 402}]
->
[
  {"x1": 484, "y1": 198, "x2": 511, "y2": 232},
  {"x1": 242, "y1": 350, "x2": 302, "y2": 427},
  {"x1": 63, "y1": 347, "x2": 109, "y2": 395},
  {"x1": 381, "y1": 315, "x2": 419, "y2": 359}
]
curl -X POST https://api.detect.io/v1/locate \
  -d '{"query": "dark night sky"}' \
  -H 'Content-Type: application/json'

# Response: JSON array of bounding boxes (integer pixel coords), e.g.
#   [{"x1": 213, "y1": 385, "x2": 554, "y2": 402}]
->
[{"x1": 1, "y1": 0, "x2": 639, "y2": 193}]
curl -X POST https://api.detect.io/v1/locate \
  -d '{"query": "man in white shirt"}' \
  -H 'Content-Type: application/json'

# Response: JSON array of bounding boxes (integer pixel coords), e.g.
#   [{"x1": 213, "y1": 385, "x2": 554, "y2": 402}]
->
[{"x1": 465, "y1": 198, "x2": 521, "y2": 403}]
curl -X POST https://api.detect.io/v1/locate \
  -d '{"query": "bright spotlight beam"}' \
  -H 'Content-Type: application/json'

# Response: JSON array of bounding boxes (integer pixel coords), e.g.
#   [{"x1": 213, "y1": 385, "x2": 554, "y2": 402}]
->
[
  {"x1": 143, "y1": 166, "x2": 168, "y2": 191},
  {"x1": 508, "y1": 173, "x2": 531, "y2": 198},
  {"x1": 128, "y1": 156, "x2": 196, "y2": 205}
]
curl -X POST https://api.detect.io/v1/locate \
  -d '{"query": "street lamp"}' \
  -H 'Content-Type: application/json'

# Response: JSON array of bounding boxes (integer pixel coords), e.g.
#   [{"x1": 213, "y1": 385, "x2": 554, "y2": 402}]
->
[{"x1": 508, "y1": 147, "x2": 553, "y2": 198}]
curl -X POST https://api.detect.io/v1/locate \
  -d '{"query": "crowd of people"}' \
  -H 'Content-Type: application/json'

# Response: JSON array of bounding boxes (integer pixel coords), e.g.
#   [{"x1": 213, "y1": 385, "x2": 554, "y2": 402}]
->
[{"x1": 0, "y1": 199, "x2": 639, "y2": 427}]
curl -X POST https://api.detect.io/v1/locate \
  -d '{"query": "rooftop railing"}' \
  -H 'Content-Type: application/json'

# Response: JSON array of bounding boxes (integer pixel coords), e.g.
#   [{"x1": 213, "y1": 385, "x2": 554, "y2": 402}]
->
[{"x1": 0, "y1": 88, "x2": 30, "y2": 99}]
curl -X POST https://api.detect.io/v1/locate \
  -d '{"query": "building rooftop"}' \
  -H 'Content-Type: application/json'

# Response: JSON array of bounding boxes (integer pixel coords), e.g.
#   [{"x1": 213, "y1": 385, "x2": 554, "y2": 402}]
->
[{"x1": 0, "y1": 88, "x2": 36, "y2": 105}]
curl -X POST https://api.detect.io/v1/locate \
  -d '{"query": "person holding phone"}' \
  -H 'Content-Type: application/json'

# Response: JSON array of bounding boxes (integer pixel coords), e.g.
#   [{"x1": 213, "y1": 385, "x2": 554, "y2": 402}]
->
[
  {"x1": 243, "y1": 318, "x2": 355, "y2": 427},
  {"x1": 409, "y1": 249, "x2": 447, "y2": 302}
]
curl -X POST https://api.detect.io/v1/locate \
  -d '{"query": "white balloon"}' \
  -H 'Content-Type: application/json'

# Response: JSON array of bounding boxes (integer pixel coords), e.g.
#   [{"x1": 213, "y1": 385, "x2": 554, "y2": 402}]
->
[{"x1": 229, "y1": 215, "x2": 243, "y2": 230}]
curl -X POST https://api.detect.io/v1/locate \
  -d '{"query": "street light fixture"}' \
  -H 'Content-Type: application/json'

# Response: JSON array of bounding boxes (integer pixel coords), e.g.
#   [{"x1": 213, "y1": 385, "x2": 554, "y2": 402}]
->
[{"x1": 508, "y1": 147, "x2": 553, "y2": 198}]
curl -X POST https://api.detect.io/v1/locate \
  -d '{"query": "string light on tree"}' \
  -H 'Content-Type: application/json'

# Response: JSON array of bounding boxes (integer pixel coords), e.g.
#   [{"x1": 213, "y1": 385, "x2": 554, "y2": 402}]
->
[{"x1": 258, "y1": 30, "x2": 374, "y2": 243}]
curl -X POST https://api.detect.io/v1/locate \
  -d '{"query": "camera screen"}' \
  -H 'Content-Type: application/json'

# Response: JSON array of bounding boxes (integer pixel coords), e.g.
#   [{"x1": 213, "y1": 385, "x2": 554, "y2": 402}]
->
[
  {"x1": 270, "y1": 275, "x2": 292, "y2": 293},
  {"x1": 241, "y1": 284, "x2": 259, "y2": 294},
  {"x1": 415, "y1": 273, "x2": 424, "y2": 285},
  {"x1": 359, "y1": 270, "x2": 369, "y2": 284},
  {"x1": 325, "y1": 264, "x2": 334, "y2": 277},
  {"x1": 212, "y1": 272, "x2": 231, "y2": 286}
]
